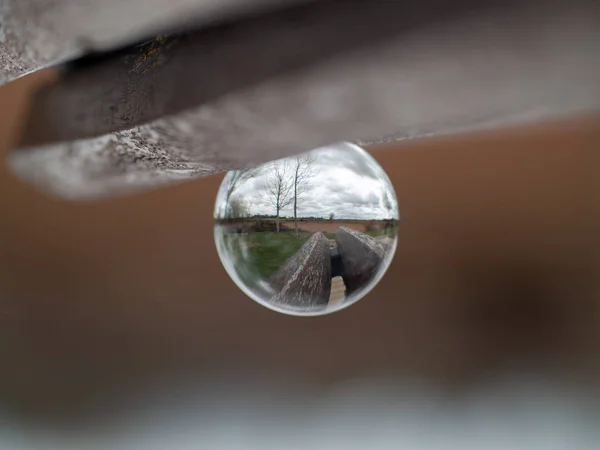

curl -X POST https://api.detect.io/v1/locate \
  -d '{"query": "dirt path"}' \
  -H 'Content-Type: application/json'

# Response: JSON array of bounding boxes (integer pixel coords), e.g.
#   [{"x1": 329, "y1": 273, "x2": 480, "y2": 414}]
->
[{"x1": 329, "y1": 276, "x2": 346, "y2": 306}]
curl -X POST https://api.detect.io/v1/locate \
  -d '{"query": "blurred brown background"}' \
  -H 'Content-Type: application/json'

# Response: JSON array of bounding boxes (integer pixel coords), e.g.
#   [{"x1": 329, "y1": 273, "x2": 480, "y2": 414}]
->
[{"x1": 1, "y1": 71, "x2": 599, "y2": 421}]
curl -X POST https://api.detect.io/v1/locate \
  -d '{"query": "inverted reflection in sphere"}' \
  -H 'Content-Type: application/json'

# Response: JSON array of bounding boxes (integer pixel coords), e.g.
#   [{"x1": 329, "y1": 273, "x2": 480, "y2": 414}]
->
[{"x1": 214, "y1": 142, "x2": 399, "y2": 316}]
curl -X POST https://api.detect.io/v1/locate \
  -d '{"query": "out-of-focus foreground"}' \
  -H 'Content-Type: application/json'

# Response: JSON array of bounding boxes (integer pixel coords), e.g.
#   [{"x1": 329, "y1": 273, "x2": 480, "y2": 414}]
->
[{"x1": 0, "y1": 71, "x2": 599, "y2": 448}]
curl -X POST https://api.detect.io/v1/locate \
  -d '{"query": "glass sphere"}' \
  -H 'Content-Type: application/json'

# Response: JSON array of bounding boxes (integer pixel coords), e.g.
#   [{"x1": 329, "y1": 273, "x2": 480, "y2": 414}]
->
[{"x1": 214, "y1": 142, "x2": 399, "y2": 316}]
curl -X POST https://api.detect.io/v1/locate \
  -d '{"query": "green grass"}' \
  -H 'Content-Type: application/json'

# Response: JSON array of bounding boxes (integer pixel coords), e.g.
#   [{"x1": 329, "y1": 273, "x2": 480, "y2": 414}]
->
[
  {"x1": 364, "y1": 228, "x2": 393, "y2": 237},
  {"x1": 243, "y1": 231, "x2": 311, "y2": 279}
]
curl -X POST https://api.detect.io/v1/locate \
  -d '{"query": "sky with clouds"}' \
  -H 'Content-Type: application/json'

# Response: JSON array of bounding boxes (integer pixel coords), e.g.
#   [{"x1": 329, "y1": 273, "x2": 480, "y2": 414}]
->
[{"x1": 219, "y1": 143, "x2": 399, "y2": 220}]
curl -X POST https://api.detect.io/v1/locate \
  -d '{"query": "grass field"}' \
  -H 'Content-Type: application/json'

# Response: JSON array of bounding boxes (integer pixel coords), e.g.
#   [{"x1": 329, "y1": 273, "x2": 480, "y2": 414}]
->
[
  {"x1": 243, "y1": 231, "x2": 311, "y2": 279},
  {"x1": 364, "y1": 227, "x2": 396, "y2": 238}
]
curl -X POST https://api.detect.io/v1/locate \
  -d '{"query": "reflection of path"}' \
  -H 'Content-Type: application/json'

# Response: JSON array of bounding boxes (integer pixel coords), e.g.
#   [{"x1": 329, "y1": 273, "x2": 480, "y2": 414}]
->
[{"x1": 329, "y1": 276, "x2": 346, "y2": 306}]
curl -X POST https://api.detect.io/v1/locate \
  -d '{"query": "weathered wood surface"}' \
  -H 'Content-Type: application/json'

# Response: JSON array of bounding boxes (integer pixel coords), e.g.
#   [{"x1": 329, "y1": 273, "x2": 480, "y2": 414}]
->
[
  {"x1": 5, "y1": 0, "x2": 600, "y2": 199},
  {"x1": 269, "y1": 232, "x2": 331, "y2": 309},
  {"x1": 335, "y1": 227, "x2": 388, "y2": 296},
  {"x1": 0, "y1": 0, "x2": 292, "y2": 85}
]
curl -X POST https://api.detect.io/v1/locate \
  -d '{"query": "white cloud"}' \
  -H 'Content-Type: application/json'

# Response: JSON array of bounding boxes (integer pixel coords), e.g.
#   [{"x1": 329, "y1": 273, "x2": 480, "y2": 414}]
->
[{"x1": 218, "y1": 143, "x2": 399, "y2": 220}]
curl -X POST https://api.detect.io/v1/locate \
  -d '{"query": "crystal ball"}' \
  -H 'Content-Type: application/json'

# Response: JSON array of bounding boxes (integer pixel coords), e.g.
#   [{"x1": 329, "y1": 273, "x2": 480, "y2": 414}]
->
[{"x1": 214, "y1": 142, "x2": 399, "y2": 316}]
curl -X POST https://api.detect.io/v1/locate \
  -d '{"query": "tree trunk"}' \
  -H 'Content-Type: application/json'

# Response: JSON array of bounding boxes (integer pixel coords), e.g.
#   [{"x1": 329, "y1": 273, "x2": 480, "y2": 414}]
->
[
  {"x1": 294, "y1": 195, "x2": 298, "y2": 236},
  {"x1": 294, "y1": 164, "x2": 299, "y2": 236},
  {"x1": 276, "y1": 206, "x2": 280, "y2": 232}
]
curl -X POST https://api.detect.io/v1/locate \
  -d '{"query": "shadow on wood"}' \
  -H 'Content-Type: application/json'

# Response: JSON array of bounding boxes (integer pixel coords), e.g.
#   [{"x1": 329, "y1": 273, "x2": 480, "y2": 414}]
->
[{"x1": 335, "y1": 226, "x2": 388, "y2": 295}]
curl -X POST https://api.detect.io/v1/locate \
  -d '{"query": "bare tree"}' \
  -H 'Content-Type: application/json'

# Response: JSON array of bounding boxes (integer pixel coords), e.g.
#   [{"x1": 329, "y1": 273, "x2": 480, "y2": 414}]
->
[
  {"x1": 292, "y1": 154, "x2": 319, "y2": 236},
  {"x1": 223, "y1": 167, "x2": 258, "y2": 216},
  {"x1": 229, "y1": 196, "x2": 249, "y2": 219},
  {"x1": 329, "y1": 212, "x2": 335, "y2": 221},
  {"x1": 263, "y1": 160, "x2": 294, "y2": 232}
]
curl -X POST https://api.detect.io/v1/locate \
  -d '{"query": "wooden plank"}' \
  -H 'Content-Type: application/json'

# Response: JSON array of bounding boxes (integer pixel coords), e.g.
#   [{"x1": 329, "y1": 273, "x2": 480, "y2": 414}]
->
[
  {"x1": 269, "y1": 232, "x2": 331, "y2": 309},
  {"x1": 329, "y1": 276, "x2": 346, "y2": 307},
  {"x1": 335, "y1": 226, "x2": 388, "y2": 296}
]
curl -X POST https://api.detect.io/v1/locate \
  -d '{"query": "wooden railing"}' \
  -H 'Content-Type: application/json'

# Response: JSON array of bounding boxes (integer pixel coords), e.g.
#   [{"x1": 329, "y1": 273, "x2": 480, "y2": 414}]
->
[
  {"x1": 334, "y1": 226, "x2": 387, "y2": 295},
  {"x1": 269, "y1": 232, "x2": 331, "y2": 308},
  {"x1": 269, "y1": 227, "x2": 389, "y2": 307}
]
